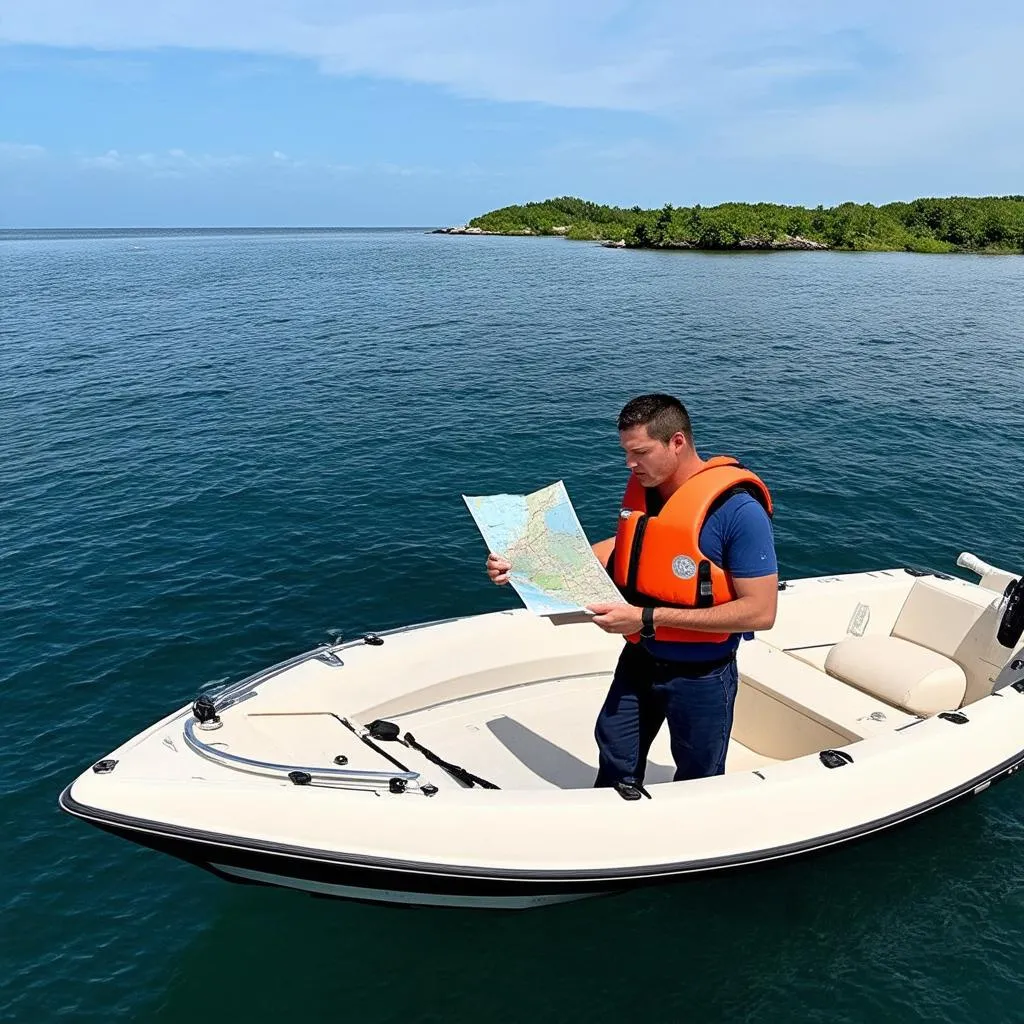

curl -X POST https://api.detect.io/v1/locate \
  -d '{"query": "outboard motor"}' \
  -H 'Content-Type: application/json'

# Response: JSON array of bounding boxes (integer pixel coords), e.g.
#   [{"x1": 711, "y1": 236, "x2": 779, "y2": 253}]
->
[
  {"x1": 957, "y1": 552, "x2": 1024, "y2": 649},
  {"x1": 998, "y1": 578, "x2": 1024, "y2": 650},
  {"x1": 957, "y1": 552, "x2": 1019, "y2": 593}
]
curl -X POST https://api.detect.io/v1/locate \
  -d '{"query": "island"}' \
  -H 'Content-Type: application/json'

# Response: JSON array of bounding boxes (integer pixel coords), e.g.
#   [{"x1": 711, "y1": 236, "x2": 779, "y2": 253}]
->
[{"x1": 433, "y1": 195, "x2": 1024, "y2": 253}]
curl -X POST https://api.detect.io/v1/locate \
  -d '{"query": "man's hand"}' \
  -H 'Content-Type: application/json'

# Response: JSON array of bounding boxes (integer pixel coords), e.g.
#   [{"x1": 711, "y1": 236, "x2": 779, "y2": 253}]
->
[
  {"x1": 587, "y1": 602, "x2": 644, "y2": 635},
  {"x1": 486, "y1": 553, "x2": 512, "y2": 585}
]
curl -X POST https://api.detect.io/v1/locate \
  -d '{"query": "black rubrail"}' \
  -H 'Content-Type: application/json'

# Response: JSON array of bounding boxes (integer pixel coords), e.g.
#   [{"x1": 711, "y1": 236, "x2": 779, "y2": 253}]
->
[{"x1": 59, "y1": 736, "x2": 1024, "y2": 900}]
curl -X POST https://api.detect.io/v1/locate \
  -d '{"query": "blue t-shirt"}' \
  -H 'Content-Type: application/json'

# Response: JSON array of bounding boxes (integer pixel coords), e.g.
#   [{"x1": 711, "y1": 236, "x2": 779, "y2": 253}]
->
[{"x1": 637, "y1": 491, "x2": 777, "y2": 662}]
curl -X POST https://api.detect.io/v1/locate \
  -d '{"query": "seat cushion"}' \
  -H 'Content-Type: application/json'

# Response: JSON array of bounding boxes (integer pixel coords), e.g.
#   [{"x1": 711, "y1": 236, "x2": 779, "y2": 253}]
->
[{"x1": 824, "y1": 635, "x2": 967, "y2": 716}]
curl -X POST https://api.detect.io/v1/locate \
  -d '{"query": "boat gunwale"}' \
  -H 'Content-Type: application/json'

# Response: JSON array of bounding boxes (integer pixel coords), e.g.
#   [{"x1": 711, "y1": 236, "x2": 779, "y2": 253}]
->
[
  {"x1": 210, "y1": 614, "x2": 466, "y2": 712},
  {"x1": 57, "y1": 737, "x2": 1024, "y2": 887}
]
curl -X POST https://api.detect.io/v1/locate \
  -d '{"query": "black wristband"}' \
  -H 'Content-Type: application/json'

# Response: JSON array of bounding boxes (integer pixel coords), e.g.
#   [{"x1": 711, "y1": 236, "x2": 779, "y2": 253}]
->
[{"x1": 640, "y1": 606, "x2": 656, "y2": 639}]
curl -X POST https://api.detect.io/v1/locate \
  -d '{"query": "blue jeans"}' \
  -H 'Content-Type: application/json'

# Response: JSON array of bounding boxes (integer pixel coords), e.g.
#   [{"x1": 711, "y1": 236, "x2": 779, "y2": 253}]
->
[{"x1": 594, "y1": 642, "x2": 738, "y2": 787}]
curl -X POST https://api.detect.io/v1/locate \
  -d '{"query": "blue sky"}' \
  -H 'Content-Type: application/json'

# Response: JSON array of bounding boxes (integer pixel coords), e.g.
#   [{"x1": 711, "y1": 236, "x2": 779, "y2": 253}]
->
[{"x1": 2, "y1": 1, "x2": 1022, "y2": 227}]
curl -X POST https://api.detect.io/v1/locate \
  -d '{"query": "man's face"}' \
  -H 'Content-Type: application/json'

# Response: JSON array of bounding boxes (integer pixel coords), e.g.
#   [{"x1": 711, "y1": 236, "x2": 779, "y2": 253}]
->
[{"x1": 619, "y1": 424, "x2": 684, "y2": 487}]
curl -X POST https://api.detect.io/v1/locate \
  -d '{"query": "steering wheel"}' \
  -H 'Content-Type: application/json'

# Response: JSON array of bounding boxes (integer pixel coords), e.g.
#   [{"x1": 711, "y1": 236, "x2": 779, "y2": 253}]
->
[{"x1": 997, "y1": 578, "x2": 1024, "y2": 649}]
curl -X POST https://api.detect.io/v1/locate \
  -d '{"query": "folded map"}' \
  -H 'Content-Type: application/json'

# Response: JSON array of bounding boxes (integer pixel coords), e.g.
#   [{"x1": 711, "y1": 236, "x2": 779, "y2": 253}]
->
[{"x1": 463, "y1": 480, "x2": 623, "y2": 617}]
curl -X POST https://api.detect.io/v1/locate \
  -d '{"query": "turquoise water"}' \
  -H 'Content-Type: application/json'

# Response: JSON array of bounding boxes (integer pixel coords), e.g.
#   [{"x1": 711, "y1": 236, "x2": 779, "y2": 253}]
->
[{"x1": 3, "y1": 229, "x2": 1023, "y2": 1022}]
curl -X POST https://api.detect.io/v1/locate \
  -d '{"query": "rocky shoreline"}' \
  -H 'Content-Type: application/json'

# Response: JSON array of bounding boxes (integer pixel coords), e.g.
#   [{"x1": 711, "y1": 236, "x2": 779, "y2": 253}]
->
[
  {"x1": 432, "y1": 225, "x2": 499, "y2": 235},
  {"x1": 740, "y1": 234, "x2": 828, "y2": 250},
  {"x1": 602, "y1": 234, "x2": 829, "y2": 251},
  {"x1": 434, "y1": 225, "x2": 830, "y2": 251},
  {"x1": 431, "y1": 225, "x2": 571, "y2": 236}
]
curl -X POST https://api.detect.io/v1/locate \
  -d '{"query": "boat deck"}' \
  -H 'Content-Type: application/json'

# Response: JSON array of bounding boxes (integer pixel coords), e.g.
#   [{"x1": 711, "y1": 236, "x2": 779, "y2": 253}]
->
[
  {"x1": 390, "y1": 672, "x2": 776, "y2": 790},
  {"x1": 162, "y1": 566, "x2": 1014, "y2": 797}
]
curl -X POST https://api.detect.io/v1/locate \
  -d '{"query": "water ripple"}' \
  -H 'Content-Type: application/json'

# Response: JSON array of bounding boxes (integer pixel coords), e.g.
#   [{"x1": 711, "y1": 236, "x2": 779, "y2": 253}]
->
[{"x1": 2, "y1": 231, "x2": 1023, "y2": 1022}]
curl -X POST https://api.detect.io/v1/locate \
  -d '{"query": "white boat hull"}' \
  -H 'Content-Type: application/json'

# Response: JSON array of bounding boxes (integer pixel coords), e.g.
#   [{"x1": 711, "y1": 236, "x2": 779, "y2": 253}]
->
[{"x1": 60, "y1": 557, "x2": 1024, "y2": 910}]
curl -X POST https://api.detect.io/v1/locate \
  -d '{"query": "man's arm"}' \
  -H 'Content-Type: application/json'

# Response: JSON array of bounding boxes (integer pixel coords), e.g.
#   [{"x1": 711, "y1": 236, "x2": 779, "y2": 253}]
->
[
  {"x1": 588, "y1": 576, "x2": 777, "y2": 635},
  {"x1": 653, "y1": 574, "x2": 778, "y2": 632},
  {"x1": 591, "y1": 537, "x2": 615, "y2": 564},
  {"x1": 652, "y1": 497, "x2": 778, "y2": 632}
]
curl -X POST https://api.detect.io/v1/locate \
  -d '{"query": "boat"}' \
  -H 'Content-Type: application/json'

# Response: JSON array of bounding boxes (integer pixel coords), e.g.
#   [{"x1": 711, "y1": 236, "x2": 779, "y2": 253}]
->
[{"x1": 59, "y1": 552, "x2": 1024, "y2": 910}]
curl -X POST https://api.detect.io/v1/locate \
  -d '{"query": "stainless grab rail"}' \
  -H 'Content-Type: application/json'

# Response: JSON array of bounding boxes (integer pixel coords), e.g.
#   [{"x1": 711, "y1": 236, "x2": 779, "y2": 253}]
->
[
  {"x1": 183, "y1": 718, "x2": 419, "y2": 784},
  {"x1": 208, "y1": 616, "x2": 464, "y2": 712}
]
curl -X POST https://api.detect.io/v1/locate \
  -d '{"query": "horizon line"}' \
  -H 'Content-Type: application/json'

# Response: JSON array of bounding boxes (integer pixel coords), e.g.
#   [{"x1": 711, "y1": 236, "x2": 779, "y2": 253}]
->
[{"x1": 0, "y1": 225, "x2": 441, "y2": 231}]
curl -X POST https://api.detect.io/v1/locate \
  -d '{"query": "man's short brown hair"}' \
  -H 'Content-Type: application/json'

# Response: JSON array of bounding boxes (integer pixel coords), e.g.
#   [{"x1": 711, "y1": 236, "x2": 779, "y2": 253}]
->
[{"x1": 617, "y1": 394, "x2": 693, "y2": 444}]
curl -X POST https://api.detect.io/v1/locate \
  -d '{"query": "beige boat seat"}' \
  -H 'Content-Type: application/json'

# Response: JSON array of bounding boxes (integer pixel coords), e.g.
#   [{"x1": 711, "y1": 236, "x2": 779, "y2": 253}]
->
[
  {"x1": 739, "y1": 639, "x2": 917, "y2": 745},
  {"x1": 824, "y1": 635, "x2": 967, "y2": 716},
  {"x1": 821, "y1": 578, "x2": 1004, "y2": 713}
]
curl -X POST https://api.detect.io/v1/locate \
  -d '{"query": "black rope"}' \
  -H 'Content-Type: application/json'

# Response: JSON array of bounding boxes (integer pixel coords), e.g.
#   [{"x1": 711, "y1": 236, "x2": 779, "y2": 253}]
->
[
  {"x1": 403, "y1": 732, "x2": 500, "y2": 789},
  {"x1": 335, "y1": 716, "x2": 413, "y2": 773}
]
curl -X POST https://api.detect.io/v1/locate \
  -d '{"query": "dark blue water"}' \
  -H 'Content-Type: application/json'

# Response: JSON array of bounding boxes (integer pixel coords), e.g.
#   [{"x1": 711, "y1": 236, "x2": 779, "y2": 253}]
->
[{"x1": 3, "y1": 230, "x2": 1023, "y2": 1022}]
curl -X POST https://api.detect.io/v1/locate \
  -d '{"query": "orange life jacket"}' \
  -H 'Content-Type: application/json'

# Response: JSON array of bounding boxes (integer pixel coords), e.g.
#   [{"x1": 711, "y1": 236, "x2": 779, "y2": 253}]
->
[{"x1": 611, "y1": 456, "x2": 773, "y2": 645}]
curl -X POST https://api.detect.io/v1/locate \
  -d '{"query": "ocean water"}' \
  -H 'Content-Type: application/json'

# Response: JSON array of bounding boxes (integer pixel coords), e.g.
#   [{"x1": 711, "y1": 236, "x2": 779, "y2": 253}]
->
[{"x1": 2, "y1": 229, "x2": 1023, "y2": 1023}]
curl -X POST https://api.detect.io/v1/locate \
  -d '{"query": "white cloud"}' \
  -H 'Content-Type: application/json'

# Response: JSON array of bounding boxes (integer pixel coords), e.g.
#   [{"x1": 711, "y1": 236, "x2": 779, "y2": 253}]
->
[
  {"x1": 79, "y1": 148, "x2": 124, "y2": 169},
  {"x1": 0, "y1": 1, "x2": 1008, "y2": 110},
  {"x1": 1, "y1": 1, "x2": 1021, "y2": 167},
  {"x1": 717, "y1": 23, "x2": 1024, "y2": 169},
  {"x1": 378, "y1": 162, "x2": 439, "y2": 177},
  {"x1": 0, "y1": 49, "x2": 148, "y2": 80},
  {"x1": 78, "y1": 148, "x2": 250, "y2": 172},
  {"x1": 66, "y1": 148, "x2": 398, "y2": 181},
  {"x1": 0, "y1": 142, "x2": 46, "y2": 160}
]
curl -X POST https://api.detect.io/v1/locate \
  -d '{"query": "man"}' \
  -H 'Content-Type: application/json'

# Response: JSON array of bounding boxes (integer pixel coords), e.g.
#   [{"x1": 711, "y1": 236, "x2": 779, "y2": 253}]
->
[{"x1": 486, "y1": 394, "x2": 778, "y2": 798}]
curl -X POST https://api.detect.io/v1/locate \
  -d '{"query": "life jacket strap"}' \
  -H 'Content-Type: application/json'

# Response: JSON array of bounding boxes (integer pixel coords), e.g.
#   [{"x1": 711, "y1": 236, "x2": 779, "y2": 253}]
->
[{"x1": 696, "y1": 559, "x2": 714, "y2": 608}]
